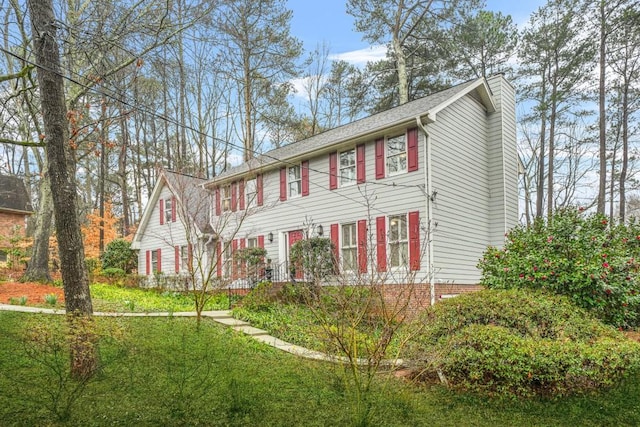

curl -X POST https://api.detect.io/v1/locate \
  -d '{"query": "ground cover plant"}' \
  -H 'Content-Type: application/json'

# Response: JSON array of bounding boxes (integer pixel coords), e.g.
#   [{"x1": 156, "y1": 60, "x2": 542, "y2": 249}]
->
[
  {"x1": 478, "y1": 208, "x2": 640, "y2": 327},
  {"x1": 406, "y1": 289, "x2": 640, "y2": 397},
  {"x1": 2, "y1": 311, "x2": 640, "y2": 426},
  {"x1": 89, "y1": 283, "x2": 230, "y2": 312}
]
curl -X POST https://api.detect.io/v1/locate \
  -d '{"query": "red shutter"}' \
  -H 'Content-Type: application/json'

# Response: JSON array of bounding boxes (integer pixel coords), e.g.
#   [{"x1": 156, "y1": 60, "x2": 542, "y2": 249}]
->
[
  {"x1": 330, "y1": 223, "x2": 339, "y2": 267},
  {"x1": 157, "y1": 248, "x2": 162, "y2": 273},
  {"x1": 407, "y1": 128, "x2": 418, "y2": 172},
  {"x1": 175, "y1": 246, "x2": 180, "y2": 273},
  {"x1": 215, "y1": 186, "x2": 221, "y2": 216},
  {"x1": 231, "y1": 182, "x2": 237, "y2": 212},
  {"x1": 409, "y1": 211, "x2": 420, "y2": 271},
  {"x1": 358, "y1": 219, "x2": 367, "y2": 274},
  {"x1": 171, "y1": 196, "x2": 177, "y2": 222},
  {"x1": 216, "y1": 241, "x2": 222, "y2": 277},
  {"x1": 356, "y1": 144, "x2": 365, "y2": 183},
  {"x1": 257, "y1": 174, "x2": 264, "y2": 206},
  {"x1": 146, "y1": 250, "x2": 150, "y2": 275},
  {"x1": 188, "y1": 244, "x2": 193, "y2": 273},
  {"x1": 329, "y1": 152, "x2": 338, "y2": 190},
  {"x1": 258, "y1": 235, "x2": 265, "y2": 248},
  {"x1": 376, "y1": 216, "x2": 386, "y2": 272},
  {"x1": 279, "y1": 168, "x2": 287, "y2": 201},
  {"x1": 159, "y1": 199, "x2": 165, "y2": 225},
  {"x1": 375, "y1": 138, "x2": 385, "y2": 179},
  {"x1": 239, "y1": 180, "x2": 245, "y2": 210},
  {"x1": 301, "y1": 160, "x2": 309, "y2": 196}
]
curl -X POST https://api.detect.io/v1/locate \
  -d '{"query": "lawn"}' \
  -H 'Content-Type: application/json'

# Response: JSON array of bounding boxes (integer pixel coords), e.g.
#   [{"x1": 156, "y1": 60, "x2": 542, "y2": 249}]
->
[{"x1": 1, "y1": 311, "x2": 640, "y2": 426}]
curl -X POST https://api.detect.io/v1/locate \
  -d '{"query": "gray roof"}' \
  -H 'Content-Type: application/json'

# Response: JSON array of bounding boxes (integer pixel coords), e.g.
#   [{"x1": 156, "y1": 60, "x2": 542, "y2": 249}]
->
[
  {"x1": 162, "y1": 170, "x2": 212, "y2": 233},
  {"x1": 0, "y1": 175, "x2": 33, "y2": 214},
  {"x1": 206, "y1": 77, "x2": 487, "y2": 186}
]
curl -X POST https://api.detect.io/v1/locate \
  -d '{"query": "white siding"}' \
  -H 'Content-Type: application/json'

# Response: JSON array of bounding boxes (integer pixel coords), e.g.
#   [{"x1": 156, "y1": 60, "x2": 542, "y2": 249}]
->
[
  {"x1": 429, "y1": 95, "x2": 491, "y2": 284},
  {"x1": 136, "y1": 185, "x2": 189, "y2": 276}
]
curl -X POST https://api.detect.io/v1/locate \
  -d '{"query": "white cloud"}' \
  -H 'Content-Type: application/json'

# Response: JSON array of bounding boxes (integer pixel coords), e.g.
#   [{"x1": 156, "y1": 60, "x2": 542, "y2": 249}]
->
[{"x1": 329, "y1": 45, "x2": 387, "y2": 66}]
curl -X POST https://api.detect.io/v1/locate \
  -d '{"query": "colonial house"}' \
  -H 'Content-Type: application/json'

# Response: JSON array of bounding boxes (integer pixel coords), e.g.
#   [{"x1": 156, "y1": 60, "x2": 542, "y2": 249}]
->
[
  {"x1": 0, "y1": 175, "x2": 33, "y2": 265},
  {"x1": 132, "y1": 74, "x2": 518, "y2": 303}
]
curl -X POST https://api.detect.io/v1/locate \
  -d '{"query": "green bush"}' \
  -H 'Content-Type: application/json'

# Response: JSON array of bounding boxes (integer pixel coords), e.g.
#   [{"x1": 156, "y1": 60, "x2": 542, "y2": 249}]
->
[
  {"x1": 289, "y1": 237, "x2": 335, "y2": 283},
  {"x1": 406, "y1": 289, "x2": 640, "y2": 397},
  {"x1": 478, "y1": 208, "x2": 640, "y2": 327},
  {"x1": 101, "y1": 239, "x2": 136, "y2": 274}
]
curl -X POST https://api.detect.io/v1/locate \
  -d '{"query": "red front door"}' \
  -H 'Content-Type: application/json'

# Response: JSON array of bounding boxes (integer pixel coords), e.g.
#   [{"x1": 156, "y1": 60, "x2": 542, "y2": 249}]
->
[{"x1": 288, "y1": 230, "x2": 304, "y2": 280}]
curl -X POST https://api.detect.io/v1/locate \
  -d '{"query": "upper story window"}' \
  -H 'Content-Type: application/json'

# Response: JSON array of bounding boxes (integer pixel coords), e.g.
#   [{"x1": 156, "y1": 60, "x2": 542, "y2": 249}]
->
[
  {"x1": 163, "y1": 198, "x2": 175, "y2": 223},
  {"x1": 341, "y1": 223, "x2": 357, "y2": 271},
  {"x1": 386, "y1": 135, "x2": 407, "y2": 175},
  {"x1": 340, "y1": 149, "x2": 356, "y2": 186},
  {"x1": 246, "y1": 178, "x2": 257, "y2": 208},
  {"x1": 388, "y1": 214, "x2": 408, "y2": 268},
  {"x1": 222, "y1": 185, "x2": 232, "y2": 212},
  {"x1": 288, "y1": 165, "x2": 301, "y2": 197}
]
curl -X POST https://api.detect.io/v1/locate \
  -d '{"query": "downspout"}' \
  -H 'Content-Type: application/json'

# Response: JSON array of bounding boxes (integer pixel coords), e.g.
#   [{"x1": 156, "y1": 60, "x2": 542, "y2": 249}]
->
[{"x1": 416, "y1": 116, "x2": 436, "y2": 306}]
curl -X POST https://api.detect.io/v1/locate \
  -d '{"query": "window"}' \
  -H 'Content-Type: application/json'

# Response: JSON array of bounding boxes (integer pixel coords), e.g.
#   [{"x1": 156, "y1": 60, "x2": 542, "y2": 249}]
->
[
  {"x1": 288, "y1": 165, "x2": 301, "y2": 197},
  {"x1": 247, "y1": 237, "x2": 258, "y2": 248},
  {"x1": 222, "y1": 185, "x2": 231, "y2": 212},
  {"x1": 340, "y1": 149, "x2": 356, "y2": 186},
  {"x1": 386, "y1": 135, "x2": 407, "y2": 175},
  {"x1": 0, "y1": 250, "x2": 7, "y2": 263},
  {"x1": 151, "y1": 250, "x2": 159, "y2": 273},
  {"x1": 246, "y1": 178, "x2": 257, "y2": 208},
  {"x1": 389, "y1": 214, "x2": 408, "y2": 268},
  {"x1": 164, "y1": 198, "x2": 173, "y2": 223},
  {"x1": 222, "y1": 241, "x2": 232, "y2": 278},
  {"x1": 180, "y1": 246, "x2": 189, "y2": 272},
  {"x1": 341, "y1": 223, "x2": 357, "y2": 271}
]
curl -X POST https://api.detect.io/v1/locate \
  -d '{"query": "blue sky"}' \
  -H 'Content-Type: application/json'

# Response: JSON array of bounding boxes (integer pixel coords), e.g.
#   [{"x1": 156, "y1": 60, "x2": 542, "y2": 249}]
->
[{"x1": 288, "y1": 0, "x2": 547, "y2": 62}]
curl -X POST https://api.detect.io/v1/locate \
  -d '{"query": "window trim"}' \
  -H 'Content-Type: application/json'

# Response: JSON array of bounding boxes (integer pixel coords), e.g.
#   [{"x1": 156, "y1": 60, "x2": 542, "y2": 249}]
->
[
  {"x1": 222, "y1": 185, "x2": 232, "y2": 212},
  {"x1": 386, "y1": 134, "x2": 408, "y2": 176},
  {"x1": 388, "y1": 214, "x2": 409, "y2": 269},
  {"x1": 341, "y1": 223, "x2": 357, "y2": 271},
  {"x1": 339, "y1": 148, "x2": 357, "y2": 187},
  {"x1": 288, "y1": 164, "x2": 302, "y2": 198}
]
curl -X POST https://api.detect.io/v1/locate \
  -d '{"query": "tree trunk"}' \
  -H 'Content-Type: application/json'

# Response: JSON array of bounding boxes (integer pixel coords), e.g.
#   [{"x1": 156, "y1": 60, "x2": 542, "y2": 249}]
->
[
  {"x1": 597, "y1": 0, "x2": 607, "y2": 215},
  {"x1": 393, "y1": 36, "x2": 409, "y2": 105},
  {"x1": 28, "y1": 0, "x2": 96, "y2": 379},
  {"x1": 21, "y1": 170, "x2": 53, "y2": 282}
]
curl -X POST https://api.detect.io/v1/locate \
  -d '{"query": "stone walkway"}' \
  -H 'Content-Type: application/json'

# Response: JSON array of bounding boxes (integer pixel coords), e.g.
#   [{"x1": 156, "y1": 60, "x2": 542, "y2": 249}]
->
[{"x1": 0, "y1": 304, "x2": 368, "y2": 364}]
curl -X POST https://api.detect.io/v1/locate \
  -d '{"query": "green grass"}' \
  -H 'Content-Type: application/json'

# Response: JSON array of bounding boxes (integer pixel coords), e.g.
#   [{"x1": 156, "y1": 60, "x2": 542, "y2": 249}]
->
[
  {"x1": 2, "y1": 311, "x2": 640, "y2": 426},
  {"x1": 89, "y1": 283, "x2": 230, "y2": 312}
]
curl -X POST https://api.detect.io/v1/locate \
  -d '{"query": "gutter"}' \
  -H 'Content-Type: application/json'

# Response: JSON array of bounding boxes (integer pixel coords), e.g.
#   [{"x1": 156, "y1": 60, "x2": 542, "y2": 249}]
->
[{"x1": 415, "y1": 116, "x2": 436, "y2": 306}]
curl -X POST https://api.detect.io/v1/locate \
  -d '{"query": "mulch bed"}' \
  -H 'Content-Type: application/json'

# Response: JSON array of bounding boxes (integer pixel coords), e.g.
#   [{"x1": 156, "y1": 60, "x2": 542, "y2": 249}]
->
[{"x1": 0, "y1": 282, "x2": 65, "y2": 305}]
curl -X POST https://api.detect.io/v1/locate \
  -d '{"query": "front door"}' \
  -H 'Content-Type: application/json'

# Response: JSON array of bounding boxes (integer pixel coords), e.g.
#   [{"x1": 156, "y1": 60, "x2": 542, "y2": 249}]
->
[{"x1": 288, "y1": 230, "x2": 304, "y2": 280}]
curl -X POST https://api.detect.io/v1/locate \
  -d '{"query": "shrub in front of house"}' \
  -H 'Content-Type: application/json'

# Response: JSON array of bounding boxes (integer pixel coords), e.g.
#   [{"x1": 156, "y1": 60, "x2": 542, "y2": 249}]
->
[
  {"x1": 101, "y1": 239, "x2": 136, "y2": 274},
  {"x1": 405, "y1": 289, "x2": 640, "y2": 397},
  {"x1": 478, "y1": 208, "x2": 640, "y2": 327}
]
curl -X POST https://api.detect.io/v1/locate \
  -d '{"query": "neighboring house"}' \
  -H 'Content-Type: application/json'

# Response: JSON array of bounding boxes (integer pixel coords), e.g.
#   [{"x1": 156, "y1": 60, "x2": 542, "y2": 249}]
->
[
  {"x1": 133, "y1": 75, "x2": 518, "y2": 303},
  {"x1": 0, "y1": 175, "x2": 33, "y2": 265}
]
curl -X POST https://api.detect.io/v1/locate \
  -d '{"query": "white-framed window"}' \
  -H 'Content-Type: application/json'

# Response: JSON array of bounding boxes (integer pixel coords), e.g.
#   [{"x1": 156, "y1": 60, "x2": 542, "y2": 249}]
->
[
  {"x1": 180, "y1": 245, "x2": 189, "y2": 272},
  {"x1": 341, "y1": 223, "x2": 357, "y2": 271},
  {"x1": 340, "y1": 149, "x2": 356, "y2": 186},
  {"x1": 386, "y1": 134, "x2": 407, "y2": 175},
  {"x1": 222, "y1": 241, "x2": 232, "y2": 278},
  {"x1": 247, "y1": 237, "x2": 258, "y2": 248},
  {"x1": 222, "y1": 185, "x2": 231, "y2": 212},
  {"x1": 151, "y1": 250, "x2": 159, "y2": 273},
  {"x1": 288, "y1": 165, "x2": 301, "y2": 197},
  {"x1": 246, "y1": 178, "x2": 257, "y2": 208},
  {"x1": 389, "y1": 214, "x2": 408, "y2": 268},
  {"x1": 164, "y1": 198, "x2": 173, "y2": 223}
]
